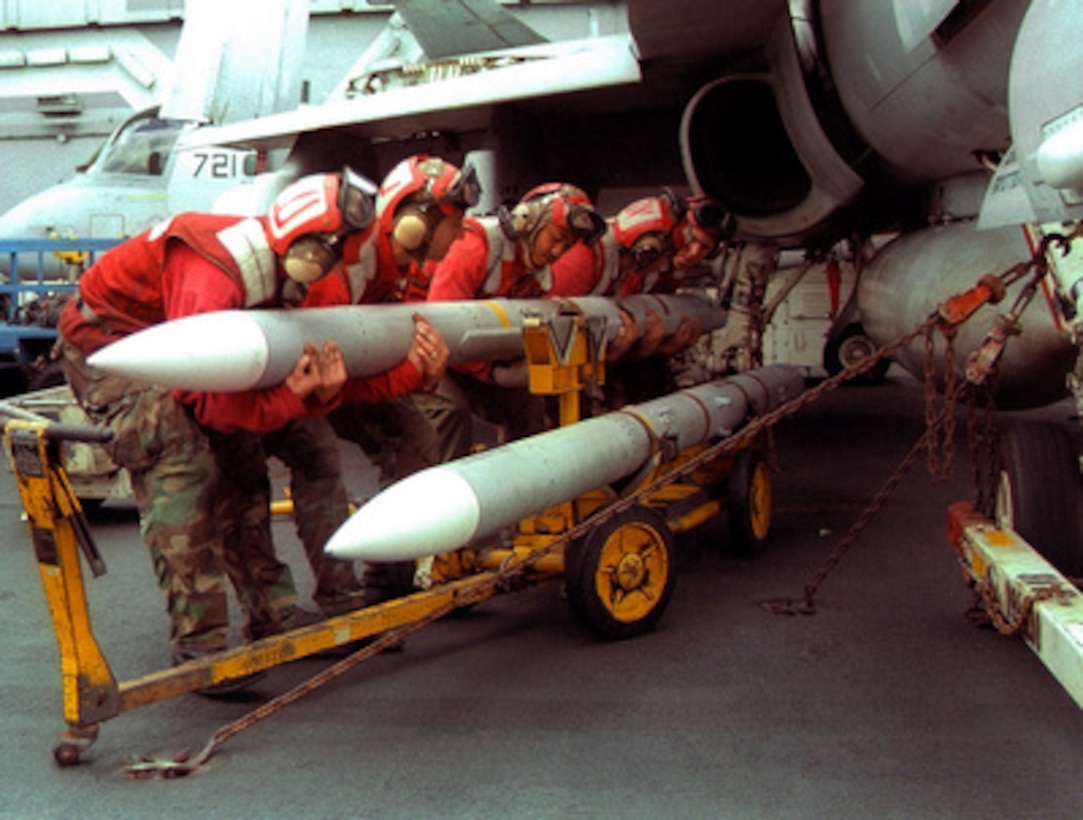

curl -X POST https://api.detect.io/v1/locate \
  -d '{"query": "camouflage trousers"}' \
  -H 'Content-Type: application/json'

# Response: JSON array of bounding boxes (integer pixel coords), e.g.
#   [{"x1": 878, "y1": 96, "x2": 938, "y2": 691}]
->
[
  {"x1": 207, "y1": 415, "x2": 366, "y2": 627},
  {"x1": 58, "y1": 337, "x2": 232, "y2": 655},
  {"x1": 330, "y1": 389, "x2": 477, "y2": 605},
  {"x1": 329, "y1": 393, "x2": 473, "y2": 488}
]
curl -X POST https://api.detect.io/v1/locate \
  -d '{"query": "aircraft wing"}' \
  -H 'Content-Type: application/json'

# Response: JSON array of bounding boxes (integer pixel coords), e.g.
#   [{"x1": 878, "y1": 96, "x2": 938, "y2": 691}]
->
[
  {"x1": 392, "y1": 0, "x2": 547, "y2": 58},
  {"x1": 178, "y1": 34, "x2": 640, "y2": 153}
]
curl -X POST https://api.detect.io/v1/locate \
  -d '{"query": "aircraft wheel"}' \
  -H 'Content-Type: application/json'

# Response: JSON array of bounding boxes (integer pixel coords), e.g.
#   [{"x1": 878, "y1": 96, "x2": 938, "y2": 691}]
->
[
  {"x1": 565, "y1": 505, "x2": 676, "y2": 641},
  {"x1": 824, "y1": 323, "x2": 890, "y2": 384},
  {"x1": 995, "y1": 421, "x2": 1083, "y2": 577},
  {"x1": 728, "y1": 448, "x2": 772, "y2": 555}
]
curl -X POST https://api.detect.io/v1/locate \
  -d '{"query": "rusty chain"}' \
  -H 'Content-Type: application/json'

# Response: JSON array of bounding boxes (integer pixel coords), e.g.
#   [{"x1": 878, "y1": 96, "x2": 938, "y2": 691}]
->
[
  {"x1": 124, "y1": 230, "x2": 1077, "y2": 777},
  {"x1": 924, "y1": 324, "x2": 957, "y2": 482},
  {"x1": 766, "y1": 229, "x2": 1075, "y2": 616},
  {"x1": 966, "y1": 375, "x2": 1001, "y2": 518},
  {"x1": 967, "y1": 580, "x2": 1058, "y2": 636}
]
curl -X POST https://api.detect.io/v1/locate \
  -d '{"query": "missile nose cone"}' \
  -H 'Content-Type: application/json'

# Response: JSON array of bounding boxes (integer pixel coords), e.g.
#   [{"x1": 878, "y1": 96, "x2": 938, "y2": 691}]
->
[
  {"x1": 87, "y1": 311, "x2": 270, "y2": 391},
  {"x1": 325, "y1": 468, "x2": 482, "y2": 562}
]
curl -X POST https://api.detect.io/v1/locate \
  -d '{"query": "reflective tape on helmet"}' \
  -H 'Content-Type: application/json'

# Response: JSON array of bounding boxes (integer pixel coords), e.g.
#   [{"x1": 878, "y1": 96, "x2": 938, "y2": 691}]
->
[{"x1": 267, "y1": 174, "x2": 343, "y2": 254}]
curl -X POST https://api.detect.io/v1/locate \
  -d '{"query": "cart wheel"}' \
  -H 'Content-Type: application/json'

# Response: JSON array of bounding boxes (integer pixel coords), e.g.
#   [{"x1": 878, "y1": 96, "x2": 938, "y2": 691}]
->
[
  {"x1": 54, "y1": 743, "x2": 81, "y2": 767},
  {"x1": 728, "y1": 448, "x2": 772, "y2": 555},
  {"x1": 565, "y1": 505, "x2": 676, "y2": 641},
  {"x1": 53, "y1": 724, "x2": 97, "y2": 767}
]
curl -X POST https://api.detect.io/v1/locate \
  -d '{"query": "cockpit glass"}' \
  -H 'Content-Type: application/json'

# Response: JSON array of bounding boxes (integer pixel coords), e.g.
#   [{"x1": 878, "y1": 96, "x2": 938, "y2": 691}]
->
[{"x1": 97, "y1": 115, "x2": 184, "y2": 176}]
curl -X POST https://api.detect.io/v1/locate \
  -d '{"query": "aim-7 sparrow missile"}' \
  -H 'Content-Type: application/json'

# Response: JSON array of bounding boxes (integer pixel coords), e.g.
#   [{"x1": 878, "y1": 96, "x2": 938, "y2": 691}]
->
[
  {"x1": 324, "y1": 363, "x2": 804, "y2": 562},
  {"x1": 86, "y1": 294, "x2": 725, "y2": 392}
]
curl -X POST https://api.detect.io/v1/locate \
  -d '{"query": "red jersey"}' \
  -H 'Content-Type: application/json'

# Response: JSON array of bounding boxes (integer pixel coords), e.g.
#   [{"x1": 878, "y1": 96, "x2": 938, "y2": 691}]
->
[
  {"x1": 424, "y1": 217, "x2": 544, "y2": 381},
  {"x1": 61, "y1": 213, "x2": 420, "y2": 433},
  {"x1": 305, "y1": 217, "x2": 429, "y2": 306},
  {"x1": 427, "y1": 217, "x2": 543, "y2": 302}
]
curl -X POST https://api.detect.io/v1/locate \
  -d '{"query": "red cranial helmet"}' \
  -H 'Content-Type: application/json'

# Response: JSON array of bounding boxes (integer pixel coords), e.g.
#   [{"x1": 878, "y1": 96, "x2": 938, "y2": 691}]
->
[
  {"x1": 500, "y1": 182, "x2": 606, "y2": 249},
  {"x1": 670, "y1": 194, "x2": 728, "y2": 268},
  {"x1": 377, "y1": 155, "x2": 480, "y2": 258},
  {"x1": 612, "y1": 192, "x2": 684, "y2": 271},
  {"x1": 267, "y1": 168, "x2": 377, "y2": 283}
]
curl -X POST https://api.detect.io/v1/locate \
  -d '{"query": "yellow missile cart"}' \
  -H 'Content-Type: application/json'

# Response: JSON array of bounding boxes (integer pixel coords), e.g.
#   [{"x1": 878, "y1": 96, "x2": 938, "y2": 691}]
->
[{"x1": 4, "y1": 303, "x2": 772, "y2": 766}]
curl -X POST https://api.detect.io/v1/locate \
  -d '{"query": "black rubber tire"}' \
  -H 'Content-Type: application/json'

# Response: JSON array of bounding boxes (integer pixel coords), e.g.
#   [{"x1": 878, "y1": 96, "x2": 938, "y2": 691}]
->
[
  {"x1": 0, "y1": 363, "x2": 27, "y2": 398},
  {"x1": 995, "y1": 421, "x2": 1083, "y2": 577},
  {"x1": 53, "y1": 743, "x2": 80, "y2": 767},
  {"x1": 727, "y1": 448, "x2": 772, "y2": 555},
  {"x1": 564, "y1": 505, "x2": 676, "y2": 641}
]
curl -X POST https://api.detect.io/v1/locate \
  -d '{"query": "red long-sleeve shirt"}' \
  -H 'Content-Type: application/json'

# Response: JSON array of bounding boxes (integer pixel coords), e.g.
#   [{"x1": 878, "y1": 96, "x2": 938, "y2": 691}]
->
[
  {"x1": 61, "y1": 217, "x2": 421, "y2": 434},
  {"x1": 170, "y1": 246, "x2": 422, "y2": 432}
]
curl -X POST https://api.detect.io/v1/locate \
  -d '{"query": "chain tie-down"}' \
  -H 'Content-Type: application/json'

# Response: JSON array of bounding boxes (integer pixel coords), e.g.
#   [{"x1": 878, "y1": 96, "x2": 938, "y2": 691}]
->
[
  {"x1": 123, "y1": 234, "x2": 1079, "y2": 776},
  {"x1": 763, "y1": 231, "x2": 1076, "y2": 616}
]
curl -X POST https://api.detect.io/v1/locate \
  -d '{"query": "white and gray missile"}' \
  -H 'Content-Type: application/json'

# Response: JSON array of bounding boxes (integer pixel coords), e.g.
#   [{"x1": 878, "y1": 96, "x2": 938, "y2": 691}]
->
[
  {"x1": 86, "y1": 294, "x2": 725, "y2": 392},
  {"x1": 324, "y1": 364, "x2": 804, "y2": 562}
]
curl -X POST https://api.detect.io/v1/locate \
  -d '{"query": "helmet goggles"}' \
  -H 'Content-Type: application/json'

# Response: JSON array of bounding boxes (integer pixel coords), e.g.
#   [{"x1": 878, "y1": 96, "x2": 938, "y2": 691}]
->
[
  {"x1": 420, "y1": 161, "x2": 481, "y2": 217},
  {"x1": 627, "y1": 232, "x2": 671, "y2": 270},
  {"x1": 523, "y1": 183, "x2": 605, "y2": 245},
  {"x1": 440, "y1": 162, "x2": 481, "y2": 210},
  {"x1": 338, "y1": 166, "x2": 378, "y2": 231},
  {"x1": 562, "y1": 203, "x2": 607, "y2": 245},
  {"x1": 674, "y1": 195, "x2": 727, "y2": 252}
]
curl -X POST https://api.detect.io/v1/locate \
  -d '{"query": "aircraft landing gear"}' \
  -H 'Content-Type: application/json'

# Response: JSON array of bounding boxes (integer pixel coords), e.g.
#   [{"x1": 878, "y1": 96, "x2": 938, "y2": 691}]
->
[
  {"x1": 824, "y1": 323, "x2": 890, "y2": 384},
  {"x1": 995, "y1": 421, "x2": 1083, "y2": 578}
]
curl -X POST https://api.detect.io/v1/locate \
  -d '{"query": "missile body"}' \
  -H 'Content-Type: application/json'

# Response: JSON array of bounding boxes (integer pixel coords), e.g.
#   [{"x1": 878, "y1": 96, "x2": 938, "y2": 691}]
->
[
  {"x1": 324, "y1": 364, "x2": 804, "y2": 562},
  {"x1": 86, "y1": 294, "x2": 725, "y2": 392}
]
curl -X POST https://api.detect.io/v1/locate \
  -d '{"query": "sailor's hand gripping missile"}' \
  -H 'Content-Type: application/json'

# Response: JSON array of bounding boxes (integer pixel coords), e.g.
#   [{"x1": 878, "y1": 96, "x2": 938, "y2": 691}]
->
[
  {"x1": 606, "y1": 309, "x2": 638, "y2": 361},
  {"x1": 294, "y1": 315, "x2": 449, "y2": 404},
  {"x1": 285, "y1": 341, "x2": 347, "y2": 403},
  {"x1": 313, "y1": 341, "x2": 347, "y2": 404},
  {"x1": 405, "y1": 314, "x2": 449, "y2": 391},
  {"x1": 655, "y1": 315, "x2": 703, "y2": 356}
]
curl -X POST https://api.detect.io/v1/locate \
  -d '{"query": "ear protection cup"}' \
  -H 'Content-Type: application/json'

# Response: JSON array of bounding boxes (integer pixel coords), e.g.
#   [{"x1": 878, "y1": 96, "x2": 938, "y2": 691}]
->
[
  {"x1": 628, "y1": 234, "x2": 667, "y2": 270},
  {"x1": 283, "y1": 236, "x2": 338, "y2": 284},
  {"x1": 392, "y1": 207, "x2": 431, "y2": 251},
  {"x1": 497, "y1": 202, "x2": 534, "y2": 238}
]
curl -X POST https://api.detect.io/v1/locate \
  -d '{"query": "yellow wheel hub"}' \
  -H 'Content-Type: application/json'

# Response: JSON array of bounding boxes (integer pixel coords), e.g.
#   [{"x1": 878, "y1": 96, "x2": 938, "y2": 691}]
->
[
  {"x1": 594, "y1": 521, "x2": 669, "y2": 623},
  {"x1": 615, "y1": 552, "x2": 646, "y2": 590},
  {"x1": 748, "y1": 461, "x2": 772, "y2": 541}
]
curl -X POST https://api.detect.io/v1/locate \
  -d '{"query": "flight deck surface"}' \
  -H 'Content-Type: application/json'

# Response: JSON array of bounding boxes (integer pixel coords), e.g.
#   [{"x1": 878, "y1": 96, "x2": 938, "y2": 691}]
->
[{"x1": 2, "y1": 368, "x2": 1081, "y2": 818}]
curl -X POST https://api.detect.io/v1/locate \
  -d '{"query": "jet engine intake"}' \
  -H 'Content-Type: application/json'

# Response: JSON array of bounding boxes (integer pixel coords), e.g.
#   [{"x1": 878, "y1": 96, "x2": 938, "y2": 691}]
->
[
  {"x1": 680, "y1": 0, "x2": 1027, "y2": 248},
  {"x1": 679, "y1": 11, "x2": 865, "y2": 248}
]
